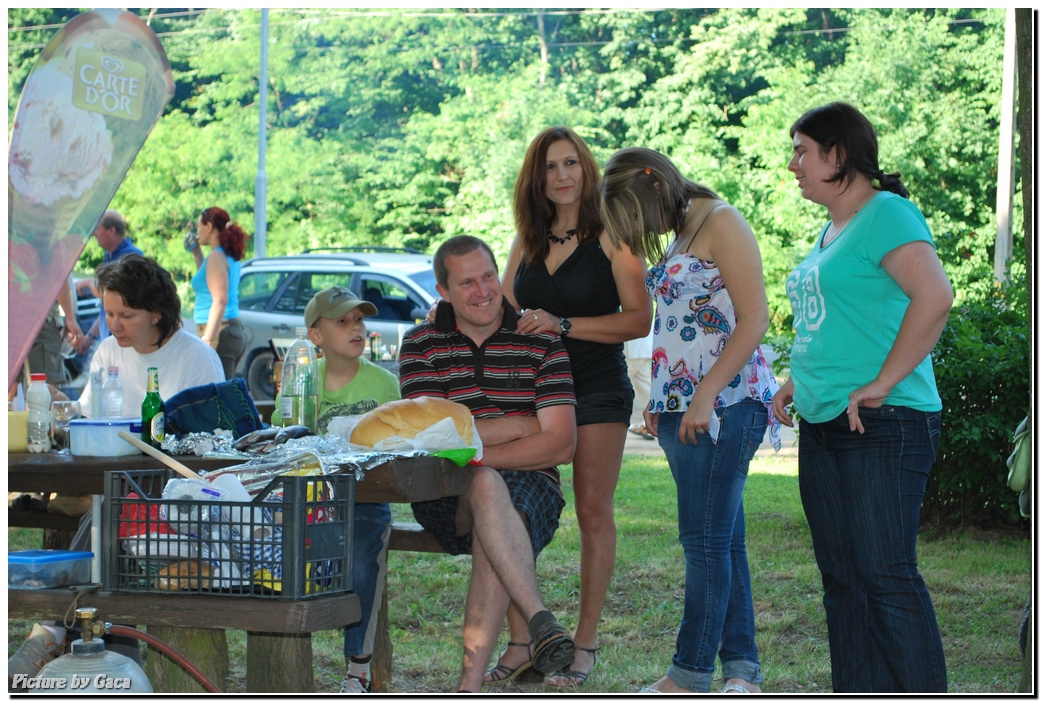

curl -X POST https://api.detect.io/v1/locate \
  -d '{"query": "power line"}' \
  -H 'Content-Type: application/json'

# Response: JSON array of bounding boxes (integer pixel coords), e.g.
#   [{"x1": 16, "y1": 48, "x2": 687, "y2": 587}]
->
[{"x1": 7, "y1": 9, "x2": 988, "y2": 53}]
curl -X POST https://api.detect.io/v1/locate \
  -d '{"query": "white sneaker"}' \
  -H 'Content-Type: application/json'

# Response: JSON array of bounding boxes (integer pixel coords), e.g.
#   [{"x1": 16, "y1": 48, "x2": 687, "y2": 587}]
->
[
  {"x1": 339, "y1": 676, "x2": 369, "y2": 693},
  {"x1": 8, "y1": 624, "x2": 63, "y2": 684}
]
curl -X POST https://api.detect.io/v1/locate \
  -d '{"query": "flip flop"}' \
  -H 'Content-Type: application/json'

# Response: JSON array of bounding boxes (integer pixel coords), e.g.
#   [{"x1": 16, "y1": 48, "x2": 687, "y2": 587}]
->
[{"x1": 722, "y1": 683, "x2": 752, "y2": 693}]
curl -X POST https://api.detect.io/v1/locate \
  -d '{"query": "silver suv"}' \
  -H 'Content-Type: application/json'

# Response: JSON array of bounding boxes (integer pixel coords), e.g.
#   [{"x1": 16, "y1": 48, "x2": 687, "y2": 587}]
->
[{"x1": 234, "y1": 248, "x2": 438, "y2": 400}]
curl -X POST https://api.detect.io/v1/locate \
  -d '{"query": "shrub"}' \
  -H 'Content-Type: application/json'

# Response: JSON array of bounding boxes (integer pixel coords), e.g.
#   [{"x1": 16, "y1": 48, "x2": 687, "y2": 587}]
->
[{"x1": 925, "y1": 276, "x2": 1031, "y2": 529}]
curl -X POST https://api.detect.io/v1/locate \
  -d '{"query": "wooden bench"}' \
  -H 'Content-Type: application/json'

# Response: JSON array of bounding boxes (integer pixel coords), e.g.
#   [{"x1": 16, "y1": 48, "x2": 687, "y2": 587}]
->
[
  {"x1": 9, "y1": 452, "x2": 473, "y2": 694},
  {"x1": 6, "y1": 513, "x2": 443, "y2": 692},
  {"x1": 8, "y1": 587, "x2": 360, "y2": 693}
]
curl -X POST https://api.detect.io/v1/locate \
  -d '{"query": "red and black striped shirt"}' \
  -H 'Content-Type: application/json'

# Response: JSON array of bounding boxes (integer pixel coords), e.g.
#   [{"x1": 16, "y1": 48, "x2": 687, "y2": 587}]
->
[{"x1": 399, "y1": 301, "x2": 576, "y2": 479}]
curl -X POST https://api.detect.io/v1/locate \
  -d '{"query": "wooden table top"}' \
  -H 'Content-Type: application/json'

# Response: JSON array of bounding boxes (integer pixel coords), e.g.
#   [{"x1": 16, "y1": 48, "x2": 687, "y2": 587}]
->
[{"x1": 7, "y1": 451, "x2": 473, "y2": 504}]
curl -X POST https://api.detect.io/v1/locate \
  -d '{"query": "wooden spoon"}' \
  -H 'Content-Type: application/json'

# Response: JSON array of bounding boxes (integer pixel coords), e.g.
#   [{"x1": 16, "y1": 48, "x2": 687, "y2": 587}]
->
[{"x1": 118, "y1": 430, "x2": 203, "y2": 481}]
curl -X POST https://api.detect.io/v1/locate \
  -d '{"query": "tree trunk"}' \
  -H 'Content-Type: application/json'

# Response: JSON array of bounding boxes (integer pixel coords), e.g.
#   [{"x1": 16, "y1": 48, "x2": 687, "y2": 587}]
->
[
  {"x1": 145, "y1": 626, "x2": 228, "y2": 693},
  {"x1": 246, "y1": 632, "x2": 314, "y2": 693}
]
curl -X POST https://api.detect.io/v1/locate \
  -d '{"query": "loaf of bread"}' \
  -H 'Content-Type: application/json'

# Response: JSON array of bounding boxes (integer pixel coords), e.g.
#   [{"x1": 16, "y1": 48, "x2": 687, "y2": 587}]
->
[
  {"x1": 350, "y1": 396, "x2": 474, "y2": 447},
  {"x1": 154, "y1": 560, "x2": 213, "y2": 591}
]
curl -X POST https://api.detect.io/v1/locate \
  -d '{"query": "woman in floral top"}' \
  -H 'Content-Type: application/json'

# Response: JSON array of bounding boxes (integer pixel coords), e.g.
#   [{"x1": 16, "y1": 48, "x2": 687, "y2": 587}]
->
[{"x1": 601, "y1": 147, "x2": 779, "y2": 695}]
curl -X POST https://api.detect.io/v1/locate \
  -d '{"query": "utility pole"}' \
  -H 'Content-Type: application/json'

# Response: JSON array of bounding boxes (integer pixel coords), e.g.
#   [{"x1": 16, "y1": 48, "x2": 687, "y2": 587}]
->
[
  {"x1": 994, "y1": 8, "x2": 1016, "y2": 282},
  {"x1": 255, "y1": 8, "x2": 269, "y2": 259}
]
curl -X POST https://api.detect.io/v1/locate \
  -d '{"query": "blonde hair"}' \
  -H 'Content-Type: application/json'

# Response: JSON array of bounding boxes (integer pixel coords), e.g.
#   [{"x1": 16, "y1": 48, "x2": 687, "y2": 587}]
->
[{"x1": 601, "y1": 147, "x2": 718, "y2": 263}]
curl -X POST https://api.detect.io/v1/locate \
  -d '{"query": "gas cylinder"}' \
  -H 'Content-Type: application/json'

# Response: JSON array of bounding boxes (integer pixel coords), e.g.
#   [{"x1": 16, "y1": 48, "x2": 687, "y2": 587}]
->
[{"x1": 27, "y1": 608, "x2": 152, "y2": 694}]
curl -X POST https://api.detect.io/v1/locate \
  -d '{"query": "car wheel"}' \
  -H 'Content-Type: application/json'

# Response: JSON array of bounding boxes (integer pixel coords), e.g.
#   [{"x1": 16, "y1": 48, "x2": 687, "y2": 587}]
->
[{"x1": 246, "y1": 349, "x2": 277, "y2": 401}]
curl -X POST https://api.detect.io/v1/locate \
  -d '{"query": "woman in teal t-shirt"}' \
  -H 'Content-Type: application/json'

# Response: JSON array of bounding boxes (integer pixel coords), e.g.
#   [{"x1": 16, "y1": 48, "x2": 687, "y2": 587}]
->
[
  {"x1": 773, "y1": 103, "x2": 953, "y2": 693},
  {"x1": 190, "y1": 206, "x2": 247, "y2": 380}
]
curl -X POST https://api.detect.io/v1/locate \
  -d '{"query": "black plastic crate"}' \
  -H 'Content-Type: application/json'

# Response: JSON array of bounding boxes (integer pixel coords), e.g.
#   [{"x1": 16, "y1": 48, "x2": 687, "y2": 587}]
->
[{"x1": 103, "y1": 468, "x2": 354, "y2": 599}]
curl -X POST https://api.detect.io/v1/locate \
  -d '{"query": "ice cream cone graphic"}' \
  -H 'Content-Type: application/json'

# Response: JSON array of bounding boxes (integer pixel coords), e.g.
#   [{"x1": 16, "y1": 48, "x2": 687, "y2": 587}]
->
[
  {"x1": 8, "y1": 9, "x2": 173, "y2": 389},
  {"x1": 8, "y1": 67, "x2": 113, "y2": 259}
]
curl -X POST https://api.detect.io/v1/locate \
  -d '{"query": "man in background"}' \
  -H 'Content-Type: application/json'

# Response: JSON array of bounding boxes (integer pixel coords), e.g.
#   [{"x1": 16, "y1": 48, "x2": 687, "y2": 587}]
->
[{"x1": 74, "y1": 210, "x2": 143, "y2": 352}]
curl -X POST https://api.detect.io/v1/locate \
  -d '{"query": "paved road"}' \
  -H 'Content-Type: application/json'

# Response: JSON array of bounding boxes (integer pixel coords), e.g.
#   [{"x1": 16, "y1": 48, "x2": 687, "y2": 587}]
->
[{"x1": 622, "y1": 419, "x2": 798, "y2": 458}]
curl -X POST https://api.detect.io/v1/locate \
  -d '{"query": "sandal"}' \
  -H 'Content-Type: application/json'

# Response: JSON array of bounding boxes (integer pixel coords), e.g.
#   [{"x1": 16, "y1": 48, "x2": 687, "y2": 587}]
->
[
  {"x1": 545, "y1": 646, "x2": 600, "y2": 689},
  {"x1": 484, "y1": 642, "x2": 544, "y2": 687},
  {"x1": 528, "y1": 611, "x2": 575, "y2": 676},
  {"x1": 628, "y1": 425, "x2": 655, "y2": 440}
]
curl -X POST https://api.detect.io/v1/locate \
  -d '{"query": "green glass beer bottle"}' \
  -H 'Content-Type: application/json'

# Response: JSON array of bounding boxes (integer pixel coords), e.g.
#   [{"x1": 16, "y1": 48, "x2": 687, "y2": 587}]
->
[{"x1": 141, "y1": 367, "x2": 165, "y2": 448}]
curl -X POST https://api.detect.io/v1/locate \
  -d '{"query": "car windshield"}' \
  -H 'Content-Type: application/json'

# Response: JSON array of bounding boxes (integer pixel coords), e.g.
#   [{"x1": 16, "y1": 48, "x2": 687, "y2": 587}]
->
[{"x1": 408, "y1": 268, "x2": 438, "y2": 299}]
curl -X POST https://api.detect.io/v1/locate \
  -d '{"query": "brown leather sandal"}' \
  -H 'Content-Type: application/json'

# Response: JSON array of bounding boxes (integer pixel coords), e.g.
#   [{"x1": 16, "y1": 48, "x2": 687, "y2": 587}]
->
[
  {"x1": 546, "y1": 646, "x2": 600, "y2": 688},
  {"x1": 528, "y1": 612, "x2": 575, "y2": 675},
  {"x1": 484, "y1": 642, "x2": 544, "y2": 686}
]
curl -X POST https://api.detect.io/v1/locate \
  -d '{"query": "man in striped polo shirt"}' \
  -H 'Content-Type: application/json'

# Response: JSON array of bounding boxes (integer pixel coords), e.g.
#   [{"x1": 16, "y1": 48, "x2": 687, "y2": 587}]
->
[{"x1": 399, "y1": 235, "x2": 578, "y2": 693}]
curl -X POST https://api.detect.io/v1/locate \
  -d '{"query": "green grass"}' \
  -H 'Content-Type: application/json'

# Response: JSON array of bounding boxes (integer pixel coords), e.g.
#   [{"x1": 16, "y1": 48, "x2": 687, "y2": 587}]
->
[{"x1": 9, "y1": 450, "x2": 1030, "y2": 693}]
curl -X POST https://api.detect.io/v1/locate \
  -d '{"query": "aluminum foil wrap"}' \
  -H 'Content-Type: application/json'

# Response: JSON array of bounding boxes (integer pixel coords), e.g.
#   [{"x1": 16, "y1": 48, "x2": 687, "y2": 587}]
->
[
  {"x1": 161, "y1": 430, "x2": 236, "y2": 456},
  {"x1": 193, "y1": 434, "x2": 429, "y2": 495}
]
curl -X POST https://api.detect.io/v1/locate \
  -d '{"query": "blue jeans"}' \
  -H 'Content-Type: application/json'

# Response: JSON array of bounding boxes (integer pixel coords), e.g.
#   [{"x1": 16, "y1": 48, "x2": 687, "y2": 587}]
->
[
  {"x1": 799, "y1": 405, "x2": 947, "y2": 692},
  {"x1": 342, "y1": 502, "x2": 392, "y2": 658},
  {"x1": 656, "y1": 399, "x2": 768, "y2": 691}
]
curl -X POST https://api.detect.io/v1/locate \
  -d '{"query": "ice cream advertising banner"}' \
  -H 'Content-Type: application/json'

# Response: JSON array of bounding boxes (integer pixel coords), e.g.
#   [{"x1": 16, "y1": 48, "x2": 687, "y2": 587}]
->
[{"x1": 8, "y1": 10, "x2": 174, "y2": 389}]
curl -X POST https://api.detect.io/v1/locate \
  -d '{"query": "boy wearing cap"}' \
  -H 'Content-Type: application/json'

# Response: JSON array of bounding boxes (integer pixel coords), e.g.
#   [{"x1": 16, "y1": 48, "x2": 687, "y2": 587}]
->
[{"x1": 271, "y1": 285, "x2": 399, "y2": 693}]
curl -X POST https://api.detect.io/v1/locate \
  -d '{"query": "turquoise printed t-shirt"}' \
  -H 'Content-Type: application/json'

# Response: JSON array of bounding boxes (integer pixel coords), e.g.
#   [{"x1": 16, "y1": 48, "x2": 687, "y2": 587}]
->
[
  {"x1": 271, "y1": 355, "x2": 401, "y2": 431},
  {"x1": 785, "y1": 191, "x2": 943, "y2": 423}
]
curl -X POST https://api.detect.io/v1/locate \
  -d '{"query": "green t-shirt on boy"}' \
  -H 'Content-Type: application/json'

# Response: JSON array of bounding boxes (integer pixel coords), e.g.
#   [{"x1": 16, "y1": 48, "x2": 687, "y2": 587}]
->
[{"x1": 271, "y1": 355, "x2": 401, "y2": 431}]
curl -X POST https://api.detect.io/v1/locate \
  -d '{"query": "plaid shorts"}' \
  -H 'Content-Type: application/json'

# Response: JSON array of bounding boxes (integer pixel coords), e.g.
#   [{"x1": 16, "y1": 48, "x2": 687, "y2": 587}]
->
[{"x1": 411, "y1": 469, "x2": 564, "y2": 557}]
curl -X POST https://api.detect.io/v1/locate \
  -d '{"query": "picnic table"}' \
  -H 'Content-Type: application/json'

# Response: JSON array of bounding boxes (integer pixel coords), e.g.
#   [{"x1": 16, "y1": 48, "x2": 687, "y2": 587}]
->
[{"x1": 8, "y1": 450, "x2": 473, "y2": 692}]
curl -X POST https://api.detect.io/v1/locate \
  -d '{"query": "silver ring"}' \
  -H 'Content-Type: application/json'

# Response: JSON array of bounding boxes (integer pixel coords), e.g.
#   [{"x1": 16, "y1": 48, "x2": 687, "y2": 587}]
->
[
  {"x1": 534, "y1": 314, "x2": 538, "y2": 321},
  {"x1": 696, "y1": 428, "x2": 705, "y2": 434}
]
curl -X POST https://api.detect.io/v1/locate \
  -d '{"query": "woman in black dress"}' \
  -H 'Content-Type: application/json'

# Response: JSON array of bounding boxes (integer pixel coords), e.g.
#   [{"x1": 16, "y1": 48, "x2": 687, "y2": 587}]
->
[{"x1": 484, "y1": 126, "x2": 651, "y2": 688}]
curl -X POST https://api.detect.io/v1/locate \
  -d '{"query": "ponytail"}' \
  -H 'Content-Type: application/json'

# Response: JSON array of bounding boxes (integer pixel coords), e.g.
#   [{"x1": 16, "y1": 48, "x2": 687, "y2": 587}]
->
[
  {"x1": 202, "y1": 206, "x2": 248, "y2": 260},
  {"x1": 877, "y1": 170, "x2": 909, "y2": 198}
]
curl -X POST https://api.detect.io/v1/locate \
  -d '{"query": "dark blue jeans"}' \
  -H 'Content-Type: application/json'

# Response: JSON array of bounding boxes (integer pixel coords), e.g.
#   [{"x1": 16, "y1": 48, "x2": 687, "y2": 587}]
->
[
  {"x1": 657, "y1": 399, "x2": 768, "y2": 691},
  {"x1": 342, "y1": 502, "x2": 392, "y2": 658},
  {"x1": 799, "y1": 405, "x2": 947, "y2": 692}
]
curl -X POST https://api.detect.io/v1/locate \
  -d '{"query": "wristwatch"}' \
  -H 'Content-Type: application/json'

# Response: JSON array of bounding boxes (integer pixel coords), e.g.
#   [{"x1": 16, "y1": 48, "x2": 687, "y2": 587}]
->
[{"x1": 559, "y1": 317, "x2": 571, "y2": 337}]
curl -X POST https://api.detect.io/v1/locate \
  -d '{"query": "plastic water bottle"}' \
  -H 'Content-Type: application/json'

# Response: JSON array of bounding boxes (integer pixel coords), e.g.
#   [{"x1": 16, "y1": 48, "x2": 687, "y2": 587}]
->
[
  {"x1": 101, "y1": 366, "x2": 124, "y2": 418},
  {"x1": 89, "y1": 370, "x2": 104, "y2": 418},
  {"x1": 26, "y1": 373, "x2": 51, "y2": 453},
  {"x1": 280, "y1": 327, "x2": 319, "y2": 431}
]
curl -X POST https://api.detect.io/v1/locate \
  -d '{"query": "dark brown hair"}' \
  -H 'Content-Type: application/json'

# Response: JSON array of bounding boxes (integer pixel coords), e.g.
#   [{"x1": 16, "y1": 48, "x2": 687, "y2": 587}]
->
[
  {"x1": 201, "y1": 206, "x2": 248, "y2": 260},
  {"x1": 789, "y1": 102, "x2": 909, "y2": 198},
  {"x1": 96, "y1": 254, "x2": 182, "y2": 348},
  {"x1": 433, "y1": 235, "x2": 497, "y2": 287},
  {"x1": 512, "y1": 126, "x2": 603, "y2": 263}
]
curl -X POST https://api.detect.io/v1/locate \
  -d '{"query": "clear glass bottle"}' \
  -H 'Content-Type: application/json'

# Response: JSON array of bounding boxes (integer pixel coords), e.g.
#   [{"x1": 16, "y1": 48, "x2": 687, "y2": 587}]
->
[
  {"x1": 279, "y1": 327, "x2": 319, "y2": 431},
  {"x1": 26, "y1": 373, "x2": 51, "y2": 453},
  {"x1": 101, "y1": 366, "x2": 124, "y2": 418}
]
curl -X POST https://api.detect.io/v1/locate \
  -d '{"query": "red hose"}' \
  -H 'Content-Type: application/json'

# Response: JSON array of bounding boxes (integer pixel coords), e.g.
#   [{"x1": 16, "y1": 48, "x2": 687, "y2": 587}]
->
[{"x1": 106, "y1": 624, "x2": 222, "y2": 693}]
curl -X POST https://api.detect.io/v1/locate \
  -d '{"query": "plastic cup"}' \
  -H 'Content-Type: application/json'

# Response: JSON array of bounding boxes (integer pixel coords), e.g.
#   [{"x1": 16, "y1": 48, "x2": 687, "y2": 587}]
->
[{"x1": 60, "y1": 336, "x2": 77, "y2": 359}]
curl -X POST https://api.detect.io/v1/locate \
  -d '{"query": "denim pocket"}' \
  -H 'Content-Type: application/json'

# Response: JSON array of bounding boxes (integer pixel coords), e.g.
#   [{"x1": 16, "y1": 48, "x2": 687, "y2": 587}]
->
[
  {"x1": 925, "y1": 410, "x2": 942, "y2": 455},
  {"x1": 735, "y1": 401, "x2": 768, "y2": 469}
]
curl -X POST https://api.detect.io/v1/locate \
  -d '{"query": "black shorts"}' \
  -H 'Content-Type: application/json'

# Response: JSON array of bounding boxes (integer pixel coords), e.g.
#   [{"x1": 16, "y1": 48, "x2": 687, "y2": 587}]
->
[
  {"x1": 576, "y1": 388, "x2": 634, "y2": 426},
  {"x1": 411, "y1": 469, "x2": 564, "y2": 557}
]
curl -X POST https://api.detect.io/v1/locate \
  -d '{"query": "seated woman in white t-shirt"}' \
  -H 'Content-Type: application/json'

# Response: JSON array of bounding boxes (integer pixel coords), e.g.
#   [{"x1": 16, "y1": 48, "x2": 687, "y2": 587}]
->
[
  {"x1": 9, "y1": 255, "x2": 227, "y2": 680},
  {"x1": 78, "y1": 253, "x2": 225, "y2": 416}
]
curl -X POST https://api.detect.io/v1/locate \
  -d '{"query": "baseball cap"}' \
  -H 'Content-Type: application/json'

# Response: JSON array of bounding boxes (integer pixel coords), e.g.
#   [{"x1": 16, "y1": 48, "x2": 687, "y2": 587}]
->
[{"x1": 304, "y1": 286, "x2": 378, "y2": 328}]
